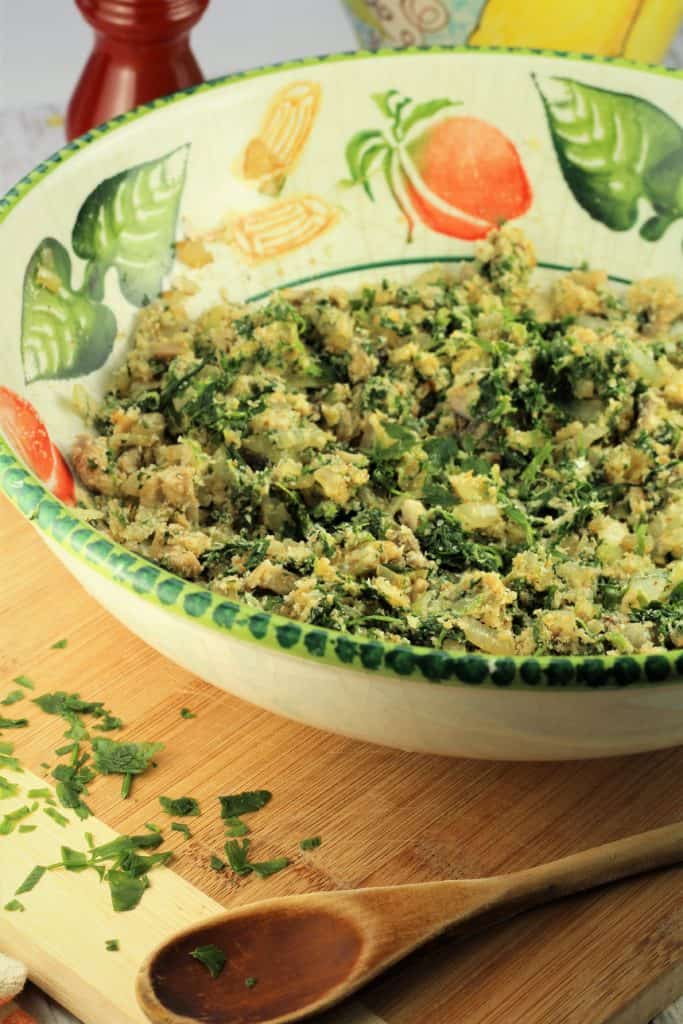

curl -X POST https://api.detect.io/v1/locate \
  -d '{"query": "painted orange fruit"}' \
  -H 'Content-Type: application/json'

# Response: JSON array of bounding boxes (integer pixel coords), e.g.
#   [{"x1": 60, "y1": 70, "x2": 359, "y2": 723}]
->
[
  {"x1": 401, "y1": 116, "x2": 532, "y2": 239},
  {"x1": 0, "y1": 387, "x2": 75, "y2": 504}
]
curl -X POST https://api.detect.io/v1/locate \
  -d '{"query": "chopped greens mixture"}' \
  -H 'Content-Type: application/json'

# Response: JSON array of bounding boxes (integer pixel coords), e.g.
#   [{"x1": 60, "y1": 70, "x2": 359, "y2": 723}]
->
[{"x1": 71, "y1": 224, "x2": 683, "y2": 656}]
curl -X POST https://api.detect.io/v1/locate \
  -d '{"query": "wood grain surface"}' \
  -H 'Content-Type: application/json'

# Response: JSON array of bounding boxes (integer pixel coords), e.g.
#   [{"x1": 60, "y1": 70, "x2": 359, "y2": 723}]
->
[{"x1": 1, "y1": 495, "x2": 682, "y2": 1024}]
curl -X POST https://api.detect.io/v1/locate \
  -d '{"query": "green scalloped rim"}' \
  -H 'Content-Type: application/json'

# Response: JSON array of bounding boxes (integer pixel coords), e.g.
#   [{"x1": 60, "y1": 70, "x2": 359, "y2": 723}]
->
[{"x1": 1, "y1": 45, "x2": 682, "y2": 692}]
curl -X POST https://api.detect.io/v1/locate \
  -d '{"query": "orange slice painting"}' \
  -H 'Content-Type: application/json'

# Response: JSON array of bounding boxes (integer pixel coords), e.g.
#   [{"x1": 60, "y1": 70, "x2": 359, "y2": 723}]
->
[
  {"x1": 233, "y1": 195, "x2": 338, "y2": 262},
  {"x1": 242, "y1": 81, "x2": 322, "y2": 194}
]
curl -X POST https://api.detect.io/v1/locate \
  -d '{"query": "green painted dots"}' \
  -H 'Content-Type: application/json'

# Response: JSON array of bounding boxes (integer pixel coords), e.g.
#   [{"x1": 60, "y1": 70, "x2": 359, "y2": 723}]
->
[
  {"x1": 109, "y1": 551, "x2": 137, "y2": 579},
  {"x1": 492, "y1": 658, "x2": 516, "y2": 686},
  {"x1": 385, "y1": 648, "x2": 414, "y2": 676},
  {"x1": 131, "y1": 565, "x2": 159, "y2": 594},
  {"x1": 645, "y1": 655, "x2": 670, "y2": 683},
  {"x1": 51, "y1": 514, "x2": 78, "y2": 541},
  {"x1": 213, "y1": 601, "x2": 239, "y2": 630},
  {"x1": 37, "y1": 500, "x2": 61, "y2": 528},
  {"x1": 276, "y1": 623, "x2": 301, "y2": 649},
  {"x1": 520, "y1": 660, "x2": 542, "y2": 686},
  {"x1": 157, "y1": 578, "x2": 184, "y2": 605},
  {"x1": 85, "y1": 538, "x2": 114, "y2": 563},
  {"x1": 304, "y1": 631, "x2": 327, "y2": 657},
  {"x1": 455, "y1": 655, "x2": 488, "y2": 685},
  {"x1": 248, "y1": 613, "x2": 270, "y2": 639},
  {"x1": 577, "y1": 659, "x2": 607, "y2": 687},
  {"x1": 16, "y1": 482, "x2": 43, "y2": 515},
  {"x1": 183, "y1": 591, "x2": 212, "y2": 618},
  {"x1": 613, "y1": 657, "x2": 641, "y2": 686},
  {"x1": 544, "y1": 659, "x2": 574, "y2": 686},
  {"x1": 335, "y1": 638, "x2": 358, "y2": 664},
  {"x1": 418, "y1": 651, "x2": 450, "y2": 682},
  {"x1": 359, "y1": 642, "x2": 382, "y2": 669},
  {"x1": 70, "y1": 529, "x2": 92, "y2": 552}
]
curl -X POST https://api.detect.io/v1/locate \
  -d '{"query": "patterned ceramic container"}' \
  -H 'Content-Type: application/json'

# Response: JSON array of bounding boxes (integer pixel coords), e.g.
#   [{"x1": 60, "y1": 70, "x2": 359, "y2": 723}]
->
[
  {"x1": 342, "y1": 1, "x2": 682, "y2": 62},
  {"x1": 1, "y1": 48, "x2": 682, "y2": 759}
]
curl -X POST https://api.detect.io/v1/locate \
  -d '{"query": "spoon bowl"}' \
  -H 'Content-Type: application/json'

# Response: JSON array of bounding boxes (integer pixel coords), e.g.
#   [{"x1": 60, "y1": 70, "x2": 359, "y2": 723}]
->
[{"x1": 137, "y1": 823, "x2": 683, "y2": 1024}]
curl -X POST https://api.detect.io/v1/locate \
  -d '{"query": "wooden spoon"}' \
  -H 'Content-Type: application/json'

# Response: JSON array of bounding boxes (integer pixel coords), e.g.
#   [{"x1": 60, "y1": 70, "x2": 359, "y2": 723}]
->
[{"x1": 137, "y1": 822, "x2": 683, "y2": 1024}]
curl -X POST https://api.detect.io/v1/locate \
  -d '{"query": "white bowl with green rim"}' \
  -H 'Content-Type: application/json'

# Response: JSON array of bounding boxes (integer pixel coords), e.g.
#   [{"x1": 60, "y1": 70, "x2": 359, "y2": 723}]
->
[{"x1": 1, "y1": 47, "x2": 682, "y2": 760}]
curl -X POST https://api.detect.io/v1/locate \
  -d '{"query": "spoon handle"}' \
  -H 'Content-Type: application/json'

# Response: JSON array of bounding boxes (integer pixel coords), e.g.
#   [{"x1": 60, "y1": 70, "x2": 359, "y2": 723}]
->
[{"x1": 495, "y1": 821, "x2": 683, "y2": 916}]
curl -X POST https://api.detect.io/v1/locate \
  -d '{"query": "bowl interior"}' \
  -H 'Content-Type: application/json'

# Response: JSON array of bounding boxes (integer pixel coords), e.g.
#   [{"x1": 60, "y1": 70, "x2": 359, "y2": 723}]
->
[{"x1": 1, "y1": 47, "x2": 681, "y2": 687}]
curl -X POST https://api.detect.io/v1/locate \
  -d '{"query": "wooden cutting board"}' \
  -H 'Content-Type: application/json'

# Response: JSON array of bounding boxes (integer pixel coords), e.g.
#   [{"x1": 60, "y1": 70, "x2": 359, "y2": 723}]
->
[{"x1": 1, "y1": 494, "x2": 682, "y2": 1024}]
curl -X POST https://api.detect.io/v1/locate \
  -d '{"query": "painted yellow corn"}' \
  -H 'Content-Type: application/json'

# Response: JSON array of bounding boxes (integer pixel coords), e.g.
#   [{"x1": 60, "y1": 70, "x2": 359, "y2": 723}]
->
[
  {"x1": 243, "y1": 82, "x2": 321, "y2": 186},
  {"x1": 233, "y1": 195, "x2": 337, "y2": 262}
]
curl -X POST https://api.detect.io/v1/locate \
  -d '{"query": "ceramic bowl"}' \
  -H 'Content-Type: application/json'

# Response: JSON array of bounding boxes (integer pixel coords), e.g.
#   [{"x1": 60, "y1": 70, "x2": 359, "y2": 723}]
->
[{"x1": 1, "y1": 47, "x2": 682, "y2": 760}]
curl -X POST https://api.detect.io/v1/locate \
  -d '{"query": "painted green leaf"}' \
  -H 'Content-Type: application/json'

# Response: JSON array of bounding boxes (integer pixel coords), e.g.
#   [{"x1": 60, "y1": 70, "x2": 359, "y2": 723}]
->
[
  {"x1": 398, "y1": 98, "x2": 460, "y2": 140},
  {"x1": 344, "y1": 130, "x2": 388, "y2": 199},
  {"x1": 535, "y1": 76, "x2": 683, "y2": 240},
  {"x1": 21, "y1": 238, "x2": 117, "y2": 384},
  {"x1": 72, "y1": 145, "x2": 190, "y2": 307}
]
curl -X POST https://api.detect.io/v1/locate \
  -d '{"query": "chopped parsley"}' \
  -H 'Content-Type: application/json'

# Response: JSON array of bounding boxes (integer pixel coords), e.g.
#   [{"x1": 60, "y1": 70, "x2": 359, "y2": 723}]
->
[
  {"x1": 299, "y1": 836, "x2": 322, "y2": 851},
  {"x1": 0, "y1": 776, "x2": 20, "y2": 800},
  {"x1": 1, "y1": 691, "x2": 25, "y2": 706},
  {"x1": 180, "y1": 708, "x2": 196, "y2": 719},
  {"x1": 105, "y1": 939, "x2": 120, "y2": 952},
  {"x1": 34, "y1": 691, "x2": 123, "y2": 739},
  {"x1": 91, "y1": 737, "x2": 163, "y2": 799},
  {"x1": 223, "y1": 838, "x2": 290, "y2": 879},
  {"x1": 0, "y1": 805, "x2": 34, "y2": 835},
  {"x1": 51, "y1": 638, "x2": 68, "y2": 649},
  {"x1": 159, "y1": 796, "x2": 200, "y2": 817},
  {"x1": 44, "y1": 807, "x2": 69, "y2": 827},
  {"x1": 219, "y1": 790, "x2": 272, "y2": 818},
  {"x1": 224, "y1": 816, "x2": 249, "y2": 837},
  {"x1": 15, "y1": 865, "x2": 47, "y2": 894},
  {"x1": 0, "y1": 753, "x2": 22, "y2": 772},
  {"x1": 13, "y1": 675, "x2": 35, "y2": 690},
  {"x1": 0, "y1": 716, "x2": 28, "y2": 729},
  {"x1": 4, "y1": 899, "x2": 25, "y2": 912},
  {"x1": 171, "y1": 822, "x2": 192, "y2": 840},
  {"x1": 250, "y1": 857, "x2": 290, "y2": 878},
  {"x1": 245, "y1": 977, "x2": 258, "y2": 989},
  {"x1": 210, "y1": 855, "x2": 226, "y2": 872},
  {"x1": 190, "y1": 944, "x2": 227, "y2": 979},
  {"x1": 224, "y1": 838, "x2": 252, "y2": 876}
]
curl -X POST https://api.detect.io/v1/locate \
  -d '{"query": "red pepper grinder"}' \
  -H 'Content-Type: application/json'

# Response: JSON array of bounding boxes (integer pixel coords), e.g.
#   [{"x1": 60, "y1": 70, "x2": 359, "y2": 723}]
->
[{"x1": 66, "y1": 0, "x2": 210, "y2": 141}]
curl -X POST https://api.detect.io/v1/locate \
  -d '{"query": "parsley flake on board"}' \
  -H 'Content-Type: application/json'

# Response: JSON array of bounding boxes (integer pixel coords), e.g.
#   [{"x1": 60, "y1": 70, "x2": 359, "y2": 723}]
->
[
  {"x1": 180, "y1": 708, "x2": 196, "y2": 719},
  {"x1": 0, "y1": 777, "x2": 20, "y2": 800},
  {"x1": 250, "y1": 857, "x2": 290, "y2": 879},
  {"x1": 219, "y1": 791, "x2": 271, "y2": 818},
  {"x1": 190, "y1": 945, "x2": 227, "y2": 979},
  {"x1": 15, "y1": 865, "x2": 46, "y2": 895},
  {"x1": 4, "y1": 899, "x2": 24, "y2": 912},
  {"x1": 171, "y1": 822, "x2": 192, "y2": 841},
  {"x1": 210, "y1": 855, "x2": 226, "y2": 872},
  {"x1": 91, "y1": 738, "x2": 163, "y2": 799},
  {"x1": 224, "y1": 817, "x2": 249, "y2": 837},
  {"x1": 0, "y1": 806, "x2": 34, "y2": 835},
  {"x1": 0, "y1": 717, "x2": 28, "y2": 729},
  {"x1": 0, "y1": 754, "x2": 22, "y2": 773},
  {"x1": 225, "y1": 838, "x2": 252, "y2": 876},
  {"x1": 105, "y1": 939, "x2": 120, "y2": 952},
  {"x1": 13, "y1": 675, "x2": 35, "y2": 690},
  {"x1": 300, "y1": 836, "x2": 322, "y2": 851},
  {"x1": 44, "y1": 807, "x2": 69, "y2": 827},
  {"x1": 159, "y1": 796, "x2": 200, "y2": 817},
  {"x1": 1, "y1": 691, "x2": 25, "y2": 706},
  {"x1": 245, "y1": 977, "x2": 258, "y2": 989},
  {"x1": 51, "y1": 638, "x2": 68, "y2": 649}
]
